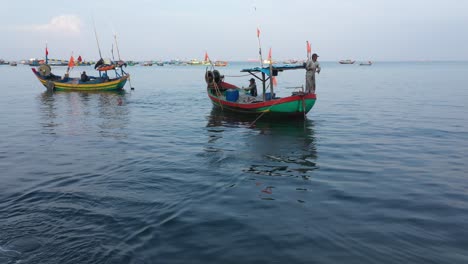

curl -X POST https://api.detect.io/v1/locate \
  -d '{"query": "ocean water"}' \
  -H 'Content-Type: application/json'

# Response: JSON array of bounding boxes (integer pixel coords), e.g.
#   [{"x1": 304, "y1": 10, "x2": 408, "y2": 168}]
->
[{"x1": 1, "y1": 61, "x2": 467, "y2": 264}]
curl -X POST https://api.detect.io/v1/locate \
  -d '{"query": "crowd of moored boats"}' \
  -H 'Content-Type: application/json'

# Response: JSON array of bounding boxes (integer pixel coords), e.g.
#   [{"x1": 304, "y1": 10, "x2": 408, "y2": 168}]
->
[{"x1": 1, "y1": 58, "x2": 373, "y2": 67}]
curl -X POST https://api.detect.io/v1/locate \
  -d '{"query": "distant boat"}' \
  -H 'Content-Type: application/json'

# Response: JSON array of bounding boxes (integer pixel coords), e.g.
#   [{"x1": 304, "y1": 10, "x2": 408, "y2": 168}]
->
[
  {"x1": 188, "y1": 59, "x2": 210, "y2": 66},
  {"x1": 9, "y1": 61, "x2": 17, "y2": 66},
  {"x1": 127, "y1": 61, "x2": 138, "y2": 66},
  {"x1": 359, "y1": 61, "x2": 372, "y2": 66},
  {"x1": 283, "y1": 59, "x2": 299, "y2": 64},
  {"x1": 339, "y1": 60, "x2": 355, "y2": 64},
  {"x1": 29, "y1": 59, "x2": 44, "y2": 66},
  {"x1": 214, "y1": 61, "x2": 228, "y2": 67}
]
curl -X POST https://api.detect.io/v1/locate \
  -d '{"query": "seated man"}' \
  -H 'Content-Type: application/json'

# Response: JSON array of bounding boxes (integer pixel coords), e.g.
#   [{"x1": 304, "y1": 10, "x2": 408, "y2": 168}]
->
[
  {"x1": 102, "y1": 72, "x2": 109, "y2": 81},
  {"x1": 244, "y1": 78, "x2": 258, "y2": 96},
  {"x1": 81, "y1": 71, "x2": 89, "y2": 82},
  {"x1": 62, "y1": 73, "x2": 69, "y2": 82}
]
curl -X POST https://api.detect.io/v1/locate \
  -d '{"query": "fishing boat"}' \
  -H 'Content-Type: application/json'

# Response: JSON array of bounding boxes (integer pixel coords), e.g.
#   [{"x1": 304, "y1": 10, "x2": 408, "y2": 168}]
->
[
  {"x1": 32, "y1": 36, "x2": 130, "y2": 91},
  {"x1": 32, "y1": 62, "x2": 129, "y2": 91},
  {"x1": 359, "y1": 61, "x2": 372, "y2": 66},
  {"x1": 205, "y1": 64, "x2": 316, "y2": 118},
  {"x1": 339, "y1": 59, "x2": 355, "y2": 64},
  {"x1": 214, "y1": 60, "x2": 228, "y2": 67}
]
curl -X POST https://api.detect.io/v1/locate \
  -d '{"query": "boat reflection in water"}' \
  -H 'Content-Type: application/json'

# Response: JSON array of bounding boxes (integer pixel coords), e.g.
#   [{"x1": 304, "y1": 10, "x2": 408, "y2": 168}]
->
[
  {"x1": 205, "y1": 108, "x2": 318, "y2": 182},
  {"x1": 38, "y1": 90, "x2": 130, "y2": 139}
]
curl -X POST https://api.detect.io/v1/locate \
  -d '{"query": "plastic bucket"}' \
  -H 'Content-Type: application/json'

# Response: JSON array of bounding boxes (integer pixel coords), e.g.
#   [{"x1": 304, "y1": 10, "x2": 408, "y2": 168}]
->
[
  {"x1": 226, "y1": 89, "x2": 239, "y2": 102},
  {"x1": 265, "y1": 92, "x2": 275, "y2": 101}
]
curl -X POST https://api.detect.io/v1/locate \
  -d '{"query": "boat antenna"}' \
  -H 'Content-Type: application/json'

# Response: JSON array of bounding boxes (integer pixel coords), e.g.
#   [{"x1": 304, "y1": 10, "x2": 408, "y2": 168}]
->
[{"x1": 92, "y1": 17, "x2": 103, "y2": 59}]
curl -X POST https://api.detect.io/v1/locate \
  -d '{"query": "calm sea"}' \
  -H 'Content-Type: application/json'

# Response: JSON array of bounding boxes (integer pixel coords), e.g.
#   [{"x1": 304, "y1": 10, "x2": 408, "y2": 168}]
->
[{"x1": 1, "y1": 61, "x2": 468, "y2": 264}]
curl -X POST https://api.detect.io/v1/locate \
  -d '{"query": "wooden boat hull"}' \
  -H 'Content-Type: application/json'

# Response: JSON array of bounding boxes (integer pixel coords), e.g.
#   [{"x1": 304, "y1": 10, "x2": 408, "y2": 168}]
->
[
  {"x1": 339, "y1": 60, "x2": 355, "y2": 64},
  {"x1": 207, "y1": 90, "x2": 316, "y2": 117},
  {"x1": 32, "y1": 68, "x2": 128, "y2": 91},
  {"x1": 214, "y1": 61, "x2": 228, "y2": 67}
]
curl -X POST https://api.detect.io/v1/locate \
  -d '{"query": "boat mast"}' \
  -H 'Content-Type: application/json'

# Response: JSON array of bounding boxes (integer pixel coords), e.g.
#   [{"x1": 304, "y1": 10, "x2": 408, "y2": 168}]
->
[
  {"x1": 92, "y1": 17, "x2": 103, "y2": 60},
  {"x1": 269, "y1": 60, "x2": 274, "y2": 97},
  {"x1": 114, "y1": 34, "x2": 121, "y2": 61},
  {"x1": 256, "y1": 27, "x2": 266, "y2": 101},
  {"x1": 268, "y1": 47, "x2": 274, "y2": 97}
]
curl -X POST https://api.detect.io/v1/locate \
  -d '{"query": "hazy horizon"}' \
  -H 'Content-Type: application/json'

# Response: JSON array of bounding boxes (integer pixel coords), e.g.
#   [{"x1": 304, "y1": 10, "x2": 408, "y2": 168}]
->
[{"x1": 2, "y1": 0, "x2": 467, "y2": 62}]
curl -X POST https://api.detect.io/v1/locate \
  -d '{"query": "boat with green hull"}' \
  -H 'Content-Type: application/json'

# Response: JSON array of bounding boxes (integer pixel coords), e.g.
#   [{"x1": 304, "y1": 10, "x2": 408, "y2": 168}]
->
[{"x1": 205, "y1": 64, "x2": 317, "y2": 118}]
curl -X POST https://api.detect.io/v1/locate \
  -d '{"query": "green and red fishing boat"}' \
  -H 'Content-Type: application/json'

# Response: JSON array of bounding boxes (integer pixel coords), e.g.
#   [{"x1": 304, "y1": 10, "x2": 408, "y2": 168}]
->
[{"x1": 205, "y1": 64, "x2": 316, "y2": 118}]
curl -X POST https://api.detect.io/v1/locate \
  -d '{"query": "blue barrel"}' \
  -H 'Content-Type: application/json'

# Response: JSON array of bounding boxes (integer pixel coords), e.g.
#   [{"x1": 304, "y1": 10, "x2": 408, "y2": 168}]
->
[
  {"x1": 226, "y1": 89, "x2": 239, "y2": 102},
  {"x1": 265, "y1": 92, "x2": 275, "y2": 101}
]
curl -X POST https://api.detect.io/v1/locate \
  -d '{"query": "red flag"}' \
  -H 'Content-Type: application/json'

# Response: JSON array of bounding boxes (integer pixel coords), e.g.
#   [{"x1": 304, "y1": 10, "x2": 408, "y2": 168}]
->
[
  {"x1": 68, "y1": 56, "x2": 75, "y2": 68},
  {"x1": 77, "y1": 56, "x2": 82, "y2": 63},
  {"x1": 45, "y1": 47, "x2": 49, "y2": 56},
  {"x1": 306, "y1": 41, "x2": 311, "y2": 54},
  {"x1": 204, "y1": 51, "x2": 209, "y2": 61},
  {"x1": 257, "y1": 27, "x2": 260, "y2": 38}
]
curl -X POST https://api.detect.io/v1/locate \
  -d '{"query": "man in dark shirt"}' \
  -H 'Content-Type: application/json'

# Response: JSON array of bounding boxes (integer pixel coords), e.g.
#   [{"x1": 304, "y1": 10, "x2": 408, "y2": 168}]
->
[
  {"x1": 245, "y1": 78, "x2": 258, "y2": 96},
  {"x1": 81, "y1": 71, "x2": 89, "y2": 82}
]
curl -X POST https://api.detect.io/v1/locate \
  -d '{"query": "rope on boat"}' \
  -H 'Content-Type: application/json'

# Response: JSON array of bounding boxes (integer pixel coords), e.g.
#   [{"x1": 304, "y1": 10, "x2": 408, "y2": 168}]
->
[
  {"x1": 248, "y1": 97, "x2": 290, "y2": 128},
  {"x1": 206, "y1": 67, "x2": 223, "y2": 110},
  {"x1": 249, "y1": 90, "x2": 308, "y2": 127}
]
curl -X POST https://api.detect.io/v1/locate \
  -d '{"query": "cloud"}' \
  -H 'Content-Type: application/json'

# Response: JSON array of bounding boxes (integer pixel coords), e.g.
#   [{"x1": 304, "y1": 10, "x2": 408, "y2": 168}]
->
[{"x1": 16, "y1": 15, "x2": 82, "y2": 34}]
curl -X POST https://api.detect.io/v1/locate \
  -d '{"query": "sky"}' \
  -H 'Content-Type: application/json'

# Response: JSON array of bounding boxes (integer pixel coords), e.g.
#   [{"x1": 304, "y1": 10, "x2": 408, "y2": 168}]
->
[{"x1": 1, "y1": 0, "x2": 467, "y2": 62}]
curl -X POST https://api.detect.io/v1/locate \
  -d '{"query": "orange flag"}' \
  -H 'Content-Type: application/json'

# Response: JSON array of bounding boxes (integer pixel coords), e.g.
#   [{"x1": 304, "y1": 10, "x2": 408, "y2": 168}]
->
[
  {"x1": 307, "y1": 41, "x2": 311, "y2": 54},
  {"x1": 268, "y1": 47, "x2": 272, "y2": 61},
  {"x1": 68, "y1": 56, "x2": 75, "y2": 68},
  {"x1": 257, "y1": 27, "x2": 260, "y2": 38}
]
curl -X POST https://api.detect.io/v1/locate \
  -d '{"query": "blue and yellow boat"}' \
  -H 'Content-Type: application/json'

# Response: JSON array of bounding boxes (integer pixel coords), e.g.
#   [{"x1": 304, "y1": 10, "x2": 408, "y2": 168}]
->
[{"x1": 32, "y1": 62, "x2": 129, "y2": 91}]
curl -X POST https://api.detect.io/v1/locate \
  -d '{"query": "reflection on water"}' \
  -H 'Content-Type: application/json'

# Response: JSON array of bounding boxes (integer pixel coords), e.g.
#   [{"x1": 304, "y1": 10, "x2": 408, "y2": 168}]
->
[
  {"x1": 37, "y1": 90, "x2": 130, "y2": 139},
  {"x1": 205, "y1": 107, "x2": 318, "y2": 180}
]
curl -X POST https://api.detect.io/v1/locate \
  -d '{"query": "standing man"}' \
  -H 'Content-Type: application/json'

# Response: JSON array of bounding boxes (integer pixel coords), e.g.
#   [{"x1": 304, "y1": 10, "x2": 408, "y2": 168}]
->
[{"x1": 305, "y1": 53, "x2": 321, "y2": 93}]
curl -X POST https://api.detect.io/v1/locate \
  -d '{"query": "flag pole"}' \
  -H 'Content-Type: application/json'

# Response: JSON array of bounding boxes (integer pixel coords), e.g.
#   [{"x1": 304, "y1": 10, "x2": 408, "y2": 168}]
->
[
  {"x1": 257, "y1": 27, "x2": 263, "y2": 68},
  {"x1": 114, "y1": 34, "x2": 122, "y2": 61},
  {"x1": 268, "y1": 47, "x2": 274, "y2": 96},
  {"x1": 45, "y1": 43, "x2": 49, "y2": 65},
  {"x1": 92, "y1": 17, "x2": 103, "y2": 59},
  {"x1": 257, "y1": 27, "x2": 267, "y2": 101}
]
